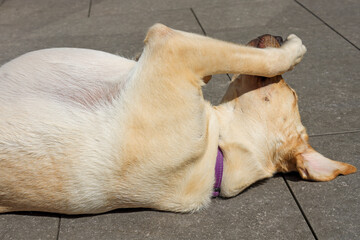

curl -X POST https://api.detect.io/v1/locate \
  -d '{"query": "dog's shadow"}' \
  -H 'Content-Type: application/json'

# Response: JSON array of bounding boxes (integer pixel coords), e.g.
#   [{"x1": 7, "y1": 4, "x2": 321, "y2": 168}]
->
[
  {"x1": 5, "y1": 206, "x2": 153, "y2": 219},
  {"x1": 5, "y1": 173, "x2": 304, "y2": 218},
  {"x1": 215, "y1": 172, "x2": 302, "y2": 202},
  {"x1": 283, "y1": 171, "x2": 304, "y2": 182}
]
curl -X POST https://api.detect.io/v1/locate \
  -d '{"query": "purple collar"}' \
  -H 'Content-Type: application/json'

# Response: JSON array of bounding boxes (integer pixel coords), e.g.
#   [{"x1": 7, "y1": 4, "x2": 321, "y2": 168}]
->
[{"x1": 212, "y1": 147, "x2": 224, "y2": 197}]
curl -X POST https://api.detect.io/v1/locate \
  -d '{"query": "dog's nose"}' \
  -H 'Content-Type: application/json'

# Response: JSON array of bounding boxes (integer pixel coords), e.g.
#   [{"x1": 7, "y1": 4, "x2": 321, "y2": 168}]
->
[{"x1": 274, "y1": 36, "x2": 284, "y2": 46}]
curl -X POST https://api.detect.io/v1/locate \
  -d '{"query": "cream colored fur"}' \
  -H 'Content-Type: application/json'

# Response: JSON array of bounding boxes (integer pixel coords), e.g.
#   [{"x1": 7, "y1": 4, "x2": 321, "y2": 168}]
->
[{"x1": 0, "y1": 24, "x2": 355, "y2": 214}]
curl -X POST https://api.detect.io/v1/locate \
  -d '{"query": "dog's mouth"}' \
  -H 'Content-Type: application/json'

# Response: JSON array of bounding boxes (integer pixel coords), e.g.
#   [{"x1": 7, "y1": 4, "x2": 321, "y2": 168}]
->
[{"x1": 247, "y1": 34, "x2": 283, "y2": 49}]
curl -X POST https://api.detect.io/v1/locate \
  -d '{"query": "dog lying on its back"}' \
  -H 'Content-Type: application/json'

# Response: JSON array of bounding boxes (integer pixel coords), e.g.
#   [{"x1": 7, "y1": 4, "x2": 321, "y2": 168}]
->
[{"x1": 0, "y1": 24, "x2": 356, "y2": 214}]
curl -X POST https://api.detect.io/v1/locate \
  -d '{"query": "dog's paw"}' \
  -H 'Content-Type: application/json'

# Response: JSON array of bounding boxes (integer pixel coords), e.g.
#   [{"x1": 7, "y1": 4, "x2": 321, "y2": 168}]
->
[{"x1": 282, "y1": 34, "x2": 307, "y2": 71}]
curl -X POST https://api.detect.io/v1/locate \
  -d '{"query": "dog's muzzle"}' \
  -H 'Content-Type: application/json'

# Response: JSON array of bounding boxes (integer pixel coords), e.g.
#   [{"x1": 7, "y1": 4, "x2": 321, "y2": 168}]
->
[{"x1": 247, "y1": 34, "x2": 283, "y2": 48}]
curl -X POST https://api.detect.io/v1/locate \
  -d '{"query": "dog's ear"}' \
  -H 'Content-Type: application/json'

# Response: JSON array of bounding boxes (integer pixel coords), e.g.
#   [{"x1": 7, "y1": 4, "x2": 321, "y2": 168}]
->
[
  {"x1": 134, "y1": 52, "x2": 143, "y2": 61},
  {"x1": 202, "y1": 75, "x2": 212, "y2": 83},
  {"x1": 295, "y1": 148, "x2": 356, "y2": 181}
]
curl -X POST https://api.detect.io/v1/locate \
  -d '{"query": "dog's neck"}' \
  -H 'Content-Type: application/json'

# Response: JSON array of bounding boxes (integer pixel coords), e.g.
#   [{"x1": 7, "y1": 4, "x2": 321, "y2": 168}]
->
[{"x1": 213, "y1": 102, "x2": 276, "y2": 197}]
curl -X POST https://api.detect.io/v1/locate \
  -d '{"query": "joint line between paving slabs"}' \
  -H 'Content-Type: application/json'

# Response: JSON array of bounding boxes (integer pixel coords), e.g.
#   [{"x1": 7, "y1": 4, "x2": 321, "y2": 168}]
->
[
  {"x1": 190, "y1": 8, "x2": 207, "y2": 36},
  {"x1": 282, "y1": 174, "x2": 319, "y2": 240},
  {"x1": 309, "y1": 129, "x2": 360, "y2": 138},
  {"x1": 294, "y1": 0, "x2": 359, "y2": 51},
  {"x1": 87, "y1": 0, "x2": 92, "y2": 18},
  {"x1": 56, "y1": 217, "x2": 62, "y2": 240}
]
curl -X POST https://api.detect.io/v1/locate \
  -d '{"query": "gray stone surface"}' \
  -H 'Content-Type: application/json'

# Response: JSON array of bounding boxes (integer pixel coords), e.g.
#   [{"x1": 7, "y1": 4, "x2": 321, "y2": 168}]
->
[
  {"x1": 0, "y1": 213, "x2": 59, "y2": 240},
  {"x1": 0, "y1": 0, "x2": 359, "y2": 239},
  {"x1": 192, "y1": 0, "x2": 320, "y2": 34},
  {"x1": 26, "y1": 8, "x2": 202, "y2": 39},
  {"x1": 0, "y1": 0, "x2": 90, "y2": 43},
  {"x1": 0, "y1": 33, "x2": 146, "y2": 65},
  {"x1": 58, "y1": 177, "x2": 312, "y2": 240},
  {"x1": 0, "y1": 0, "x2": 90, "y2": 63},
  {"x1": 202, "y1": 74, "x2": 230, "y2": 105},
  {"x1": 90, "y1": 0, "x2": 263, "y2": 16},
  {"x1": 285, "y1": 133, "x2": 360, "y2": 239},
  {"x1": 0, "y1": 7, "x2": 202, "y2": 63},
  {"x1": 297, "y1": 0, "x2": 360, "y2": 47}
]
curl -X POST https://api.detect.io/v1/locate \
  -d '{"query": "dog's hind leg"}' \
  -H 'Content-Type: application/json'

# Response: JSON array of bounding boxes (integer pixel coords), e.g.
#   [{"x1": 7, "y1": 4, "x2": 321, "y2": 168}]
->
[{"x1": 142, "y1": 24, "x2": 306, "y2": 81}]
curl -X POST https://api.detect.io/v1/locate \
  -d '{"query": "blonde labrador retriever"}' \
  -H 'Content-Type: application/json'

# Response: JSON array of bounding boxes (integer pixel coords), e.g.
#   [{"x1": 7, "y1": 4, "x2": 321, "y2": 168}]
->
[{"x1": 0, "y1": 24, "x2": 356, "y2": 214}]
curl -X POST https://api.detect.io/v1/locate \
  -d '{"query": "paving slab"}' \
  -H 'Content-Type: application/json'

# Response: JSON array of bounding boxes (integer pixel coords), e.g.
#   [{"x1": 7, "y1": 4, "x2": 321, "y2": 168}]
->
[
  {"x1": 26, "y1": 8, "x2": 202, "y2": 40},
  {"x1": 0, "y1": 1, "x2": 205, "y2": 60},
  {"x1": 1, "y1": 0, "x2": 359, "y2": 239},
  {"x1": 0, "y1": 32, "x2": 146, "y2": 65},
  {"x1": 90, "y1": 0, "x2": 259, "y2": 16},
  {"x1": 59, "y1": 176, "x2": 313, "y2": 240},
  {"x1": 192, "y1": 0, "x2": 320, "y2": 34},
  {"x1": 0, "y1": 0, "x2": 89, "y2": 25},
  {"x1": 202, "y1": 74, "x2": 230, "y2": 105},
  {"x1": 0, "y1": 213, "x2": 59, "y2": 240},
  {"x1": 0, "y1": 7, "x2": 202, "y2": 64},
  {"x1": 285, "y1": 132, "x2": 360, "y2": 239},
  {"x1": 0, "y1": 0, "x2": 89, "y2": 43},
  {"x1": 297, "y1": 0, "x2": 360, "y2": 47},
  {"x1": 90, "y1": 0, "x2": 203, "y2": 15}
]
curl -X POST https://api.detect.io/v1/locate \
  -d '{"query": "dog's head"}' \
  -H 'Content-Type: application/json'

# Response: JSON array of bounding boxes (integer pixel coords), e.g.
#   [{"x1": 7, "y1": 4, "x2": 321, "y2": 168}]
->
[{"x1": 219, "y1": 35, "x2": 356, "y2": 186}]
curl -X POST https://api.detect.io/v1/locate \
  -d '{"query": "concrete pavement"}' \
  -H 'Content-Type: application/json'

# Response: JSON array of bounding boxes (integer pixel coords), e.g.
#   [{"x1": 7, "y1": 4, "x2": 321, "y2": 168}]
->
[{"x1": 0, "y1": 0, "x2": 359, "y2": 239}]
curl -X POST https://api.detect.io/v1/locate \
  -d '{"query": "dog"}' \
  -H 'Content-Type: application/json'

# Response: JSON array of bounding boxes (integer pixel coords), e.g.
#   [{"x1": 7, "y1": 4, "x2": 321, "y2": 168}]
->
[{"x1": 0, "y1": 24, "x2": 356, "y2": 214}]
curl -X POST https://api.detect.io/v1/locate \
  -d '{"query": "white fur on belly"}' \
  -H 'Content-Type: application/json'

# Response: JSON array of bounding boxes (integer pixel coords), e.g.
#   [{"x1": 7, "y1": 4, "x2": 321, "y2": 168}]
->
[{"x1": 0, "y1": 48, "x2": 136, "y2": 212}]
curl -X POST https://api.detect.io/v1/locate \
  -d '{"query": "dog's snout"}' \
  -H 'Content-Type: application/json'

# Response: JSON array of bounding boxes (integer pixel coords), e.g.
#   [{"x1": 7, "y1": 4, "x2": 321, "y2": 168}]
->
[
  {"x1": 274, "y1": 36, "x2": 284, "y2": 46},
  {"x1": 247, "y1": 34, "x2": 283, "y2": 48}
]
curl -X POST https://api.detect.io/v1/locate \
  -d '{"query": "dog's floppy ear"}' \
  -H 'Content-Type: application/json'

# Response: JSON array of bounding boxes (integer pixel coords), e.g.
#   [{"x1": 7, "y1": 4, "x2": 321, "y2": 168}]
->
[
  {"x1": 202, "y1": 75, "x2": 212, "y2": 83},
  {"x1": 295, "y1": 148, "x2": 356, "y2": 181}
]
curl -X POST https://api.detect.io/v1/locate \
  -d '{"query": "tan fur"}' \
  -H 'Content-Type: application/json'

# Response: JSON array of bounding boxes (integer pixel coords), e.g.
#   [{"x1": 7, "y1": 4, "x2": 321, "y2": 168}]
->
[
  {"x1": 217, "y1": 35, "x2": 356, "y2": 196},
  {"x1": 0, "y1": 24, "x2": 355, "y2": 214}
]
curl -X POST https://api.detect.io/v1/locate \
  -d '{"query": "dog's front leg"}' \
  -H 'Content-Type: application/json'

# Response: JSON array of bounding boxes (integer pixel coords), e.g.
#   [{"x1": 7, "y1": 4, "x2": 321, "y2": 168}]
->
[
  {"x1": 181, "y1": 32, "x2": 306, "y2": 78},
  {"x1": 144, "y1": 24, "x2": 306, "y2": 80}
]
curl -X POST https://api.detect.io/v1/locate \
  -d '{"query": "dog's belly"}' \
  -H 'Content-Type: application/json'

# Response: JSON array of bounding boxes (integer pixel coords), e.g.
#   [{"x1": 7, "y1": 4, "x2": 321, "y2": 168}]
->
[
  {"x1": 0, "y1": 48, "x2": 136, "y2": 108},
  {"x1": 0, "y1": 49, "x2": 139, "y2": 213}
]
